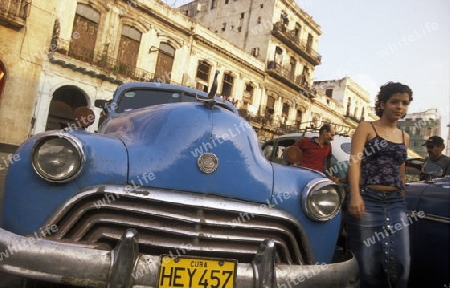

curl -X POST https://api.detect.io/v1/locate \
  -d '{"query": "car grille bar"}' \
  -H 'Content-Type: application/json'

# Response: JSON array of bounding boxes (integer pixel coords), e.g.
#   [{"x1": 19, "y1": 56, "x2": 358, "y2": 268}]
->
[{"x1": 42, "y1": 185, "x2": 314, "y2": 265}]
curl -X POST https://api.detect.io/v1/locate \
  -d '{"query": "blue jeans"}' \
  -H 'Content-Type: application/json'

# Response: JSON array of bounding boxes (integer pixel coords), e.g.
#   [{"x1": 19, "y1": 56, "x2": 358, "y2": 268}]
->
[{"x1": 346, "y1": 187, "x2": 410, "y2": 288}]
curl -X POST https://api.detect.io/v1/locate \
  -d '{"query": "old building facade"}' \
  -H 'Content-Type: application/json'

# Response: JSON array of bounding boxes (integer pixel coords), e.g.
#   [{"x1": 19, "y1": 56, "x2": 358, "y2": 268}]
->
[
  {"x1": 179, "y1": 0, "x2": 331, "y2": 139},
  {"x1": 397, "y1": 109, "x2": 442, "y2": 158},
  {"x1": 313, "y1": 77, "x2": 377, "y2": 134},
  {"x1": 1, "y1": 0, "x2": 369, "y2": 150}
]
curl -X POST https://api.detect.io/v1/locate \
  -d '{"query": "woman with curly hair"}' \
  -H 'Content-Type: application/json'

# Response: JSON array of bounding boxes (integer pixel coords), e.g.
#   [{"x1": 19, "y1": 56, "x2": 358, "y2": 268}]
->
[{"x1": 346, "y1": 82, "x2": 413, "y2": 287}]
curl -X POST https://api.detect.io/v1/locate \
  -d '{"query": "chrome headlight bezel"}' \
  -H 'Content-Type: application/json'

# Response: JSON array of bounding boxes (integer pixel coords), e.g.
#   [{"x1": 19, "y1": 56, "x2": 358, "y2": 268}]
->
[
  {"x1": 302, "y1": 178, "x2": 344, "y2": 221},
  {"x1": 31, "y1": 134, "x2": 85, "y2": 182}
]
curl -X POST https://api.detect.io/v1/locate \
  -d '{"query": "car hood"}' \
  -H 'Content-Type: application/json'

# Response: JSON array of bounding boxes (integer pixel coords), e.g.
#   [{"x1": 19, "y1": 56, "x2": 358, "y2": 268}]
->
[{"x1": 101, "y1": 102, "x2": 274, "y2": 203}]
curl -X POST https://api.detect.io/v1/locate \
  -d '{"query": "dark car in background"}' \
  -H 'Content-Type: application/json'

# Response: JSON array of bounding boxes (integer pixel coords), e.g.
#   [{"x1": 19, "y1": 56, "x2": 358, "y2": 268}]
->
[{"x1": 405, "y1": 162, "x2": 450, "y2": 287}]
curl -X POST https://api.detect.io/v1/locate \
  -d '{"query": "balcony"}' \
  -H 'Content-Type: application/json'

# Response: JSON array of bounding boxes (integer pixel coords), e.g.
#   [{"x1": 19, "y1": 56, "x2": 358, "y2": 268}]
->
[
  {"x1": 242, "y1": 113, "x2": 356, "y2": 138},
  {"x1": 271, "y1": 23, "x2": 321, "y2": 66},
  {"x1": 48, "y1": 38, "x2": 154, "y2": 84},
  {"x1": 0, "y1": 0, "x2": 31, "y2": 29},
  {"x1": 266, "y1": 61, "x2": 313, "y2": 97}
]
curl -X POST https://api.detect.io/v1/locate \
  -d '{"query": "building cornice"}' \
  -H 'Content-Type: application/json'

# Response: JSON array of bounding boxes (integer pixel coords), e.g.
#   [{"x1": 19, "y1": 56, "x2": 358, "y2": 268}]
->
[{"x1": 280, "y1": 0, "x2": 322, "y2": 35}]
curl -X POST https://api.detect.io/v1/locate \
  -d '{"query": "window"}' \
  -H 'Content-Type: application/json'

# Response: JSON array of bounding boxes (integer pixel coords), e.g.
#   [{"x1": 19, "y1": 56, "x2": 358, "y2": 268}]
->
[
  {"x1": 69, "y1": 4, "x2": 100, "y2": 63},
  {"x1": 325, "y1": 89, "x2": 333, "y2": 98},
  {"x1": 282, "y1": 103, "x2": 289, "y2": 119},
  {"x1": 257, "y1": 16, "x2": 261, "y2": 24},
  {"x1": 281, "y1": 11, "x2": 288, "y2": 26},
  {"x1": 289, "y1": 57, "x2": 296, "y2": 78},
  {"x1": 251, "y1": 47, "x2": 259, "y2": 57},
  {"x1": 306, "y1": 33, "x2": 313, "y2": 53},
  {"x1": 211, "y1": 0, "x2": 217, "y2": 9},
  {"x1": 240, "y1": 12, "x2": 245, "y2": 19},
  {"x1": 221, "y1": 73, "x2": 234, "y2": 97},
  {"x1": 243, "y1": 83, "x2": 254, "y2": 106},
  {"x1": 275, "y1": 46, "x2": 283, "y2": 66},
  {"x1": 153, "y1": 42, "x2": 175, "y2": 83},
  {"x1": 294, "y1": 23, "x2": 301, "y2": 38},
  {"x1": 221, "y1": 22, "x2": 226, "y2": 31},
  {"x1": 266, "y1": 96, "x2": 275, "y2": 115},
  {"x1": 117, "y1": 25, "x2": 142, "y2": 77},
  {"x1": 225, "y1": 0, "x2": 229, "y2": 4},
  {"x1": 296, "y1": 109, "x2": 303, "y2": 122},
  {"x1": 196, "y1": 61, "x2": 211, "y2": 82}
]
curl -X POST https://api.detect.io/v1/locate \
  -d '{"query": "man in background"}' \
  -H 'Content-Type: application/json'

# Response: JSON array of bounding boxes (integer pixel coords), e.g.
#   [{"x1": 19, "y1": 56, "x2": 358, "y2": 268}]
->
[
  {"x1": 286, "y1": 123, "x2": 336, "y2": 178},
  {"x1": 420, "y1": 136, "x2": 450, "y2": 180}
]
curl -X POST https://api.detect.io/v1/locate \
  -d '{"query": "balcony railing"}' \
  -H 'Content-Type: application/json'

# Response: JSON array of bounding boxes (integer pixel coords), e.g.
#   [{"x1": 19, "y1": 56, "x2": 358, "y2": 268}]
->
[
  {"x1": 243, "y1": 113, "x2": 355, "y2": 137},
  {"x1": 0, "y1": 0, "x2": 31, "y2": 28},
  {"x1": 272, "y1": 23, "x2": 321, "y2": 65},
  {"x1": 50, "y1": 38, "x2": 153, "y2": 82},
  {"x1": 266, "y1": 62, "x2": 312, "y2": 96}
]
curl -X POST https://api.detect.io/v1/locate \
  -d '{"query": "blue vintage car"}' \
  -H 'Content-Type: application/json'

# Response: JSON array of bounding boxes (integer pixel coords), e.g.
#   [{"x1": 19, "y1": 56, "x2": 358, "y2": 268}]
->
[
  {"x1": 0, "y1": 80, "x2": 359, "y2": 287},
  {"x1": 405, "y1": 161, "x2": 450, "y2": 288}
]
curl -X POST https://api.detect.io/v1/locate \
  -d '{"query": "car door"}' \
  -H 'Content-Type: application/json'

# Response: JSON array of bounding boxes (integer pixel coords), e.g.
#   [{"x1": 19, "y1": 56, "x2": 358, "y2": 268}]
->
[{"x1": 408, "y1": 178, "x2": 450, "y2": 287}]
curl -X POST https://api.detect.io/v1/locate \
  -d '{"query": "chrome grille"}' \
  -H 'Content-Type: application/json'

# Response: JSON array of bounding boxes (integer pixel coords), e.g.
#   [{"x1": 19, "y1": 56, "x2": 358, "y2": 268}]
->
[{"x1": 43, "y1": 186, "x2": 313, "y2": 264}]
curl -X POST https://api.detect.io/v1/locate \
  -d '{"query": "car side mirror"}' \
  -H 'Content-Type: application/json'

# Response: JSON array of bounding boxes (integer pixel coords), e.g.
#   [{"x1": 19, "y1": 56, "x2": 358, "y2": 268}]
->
[{"x1": 94, "y1": 99, "x2": 108, "y2": 109}]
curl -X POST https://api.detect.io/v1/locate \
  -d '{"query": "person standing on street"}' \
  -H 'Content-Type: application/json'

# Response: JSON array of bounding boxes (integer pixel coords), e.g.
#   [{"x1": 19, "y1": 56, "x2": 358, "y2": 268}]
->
[
  {"x1": 346, "y1": 81, "x2": 413, "y2": 288},
  {"x1": 419, "y1": 136, "x2": 450, "y2": 180},
  {"x1": 288, "y1": 123, "x2": 336, "y2": 178}
]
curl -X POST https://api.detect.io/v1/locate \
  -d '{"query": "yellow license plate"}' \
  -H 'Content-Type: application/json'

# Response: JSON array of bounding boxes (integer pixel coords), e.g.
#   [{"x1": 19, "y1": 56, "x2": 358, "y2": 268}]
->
[{"x1": 158, "y1": 255, "x2": 237, "y2": 288}]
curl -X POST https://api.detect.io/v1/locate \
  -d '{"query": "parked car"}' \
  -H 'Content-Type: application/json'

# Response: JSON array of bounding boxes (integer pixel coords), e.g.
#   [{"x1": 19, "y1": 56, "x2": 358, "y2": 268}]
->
[
  {"x1": 405, "y1": 161, "x2": 450, "y2": 288},
  {"x1": 0, "y1": 80, "x2": 359, "y2": 287},
  {"x1": 261, "y1": 132, "x2": 352, "y2": 180}
]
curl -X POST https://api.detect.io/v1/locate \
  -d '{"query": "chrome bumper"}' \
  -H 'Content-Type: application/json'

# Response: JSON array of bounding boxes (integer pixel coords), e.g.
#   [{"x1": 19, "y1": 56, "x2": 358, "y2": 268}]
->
[{"x1": 0, "y1": 227, "x2": 359, "y2": 287}]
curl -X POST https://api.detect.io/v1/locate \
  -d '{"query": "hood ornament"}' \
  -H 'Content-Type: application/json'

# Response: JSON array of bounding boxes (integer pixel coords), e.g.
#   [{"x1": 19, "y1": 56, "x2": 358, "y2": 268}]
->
[
  {"x1": 196, "y1": 70, "x2": 220, "y2": 110},
  {"x1": 197, "y1": 153, "x2": 219, "y2": 174}
]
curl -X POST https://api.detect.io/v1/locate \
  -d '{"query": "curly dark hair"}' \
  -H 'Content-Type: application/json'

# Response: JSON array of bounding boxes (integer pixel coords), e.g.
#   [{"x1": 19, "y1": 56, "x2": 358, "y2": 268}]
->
[{"x1": 375, "y1": 82, "x2": 413, "y2": 117}]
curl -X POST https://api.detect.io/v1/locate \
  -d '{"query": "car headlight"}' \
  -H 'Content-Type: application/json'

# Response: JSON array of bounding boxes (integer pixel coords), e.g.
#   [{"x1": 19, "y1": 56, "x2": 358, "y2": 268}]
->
[
  {"x1": 302, "y1": 179, "x2": 344, "y2": 221},
  {"x1": 32, "y1": 135, "x2": 85, "y2": 182}
]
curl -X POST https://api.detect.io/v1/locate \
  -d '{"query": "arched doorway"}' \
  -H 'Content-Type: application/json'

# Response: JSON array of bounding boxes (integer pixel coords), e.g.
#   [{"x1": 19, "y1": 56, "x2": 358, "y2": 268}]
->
[
  {"x1": 0, "y1": 62, "x2": 5, "y2": 102},
  {"x1": 45, "y1": 85, "x2": 88, "y2": 131}
]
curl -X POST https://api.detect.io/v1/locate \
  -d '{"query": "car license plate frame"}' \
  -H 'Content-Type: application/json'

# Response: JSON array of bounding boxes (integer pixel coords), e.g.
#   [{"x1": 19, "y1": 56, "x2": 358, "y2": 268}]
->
[{"x1": 158, "y1": 255, "x2": 237, "y2": 288}]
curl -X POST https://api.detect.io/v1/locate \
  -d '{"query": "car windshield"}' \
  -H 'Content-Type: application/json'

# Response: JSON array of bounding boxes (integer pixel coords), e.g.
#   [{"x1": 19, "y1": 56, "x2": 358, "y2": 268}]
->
[{"x1": 116, "y1": 89, "x2": 199, "y2": 113}]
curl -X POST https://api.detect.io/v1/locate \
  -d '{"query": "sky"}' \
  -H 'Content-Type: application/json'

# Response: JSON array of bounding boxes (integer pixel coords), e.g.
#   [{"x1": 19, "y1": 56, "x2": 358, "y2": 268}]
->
[{"x1": 162, "y1": 0, "x2": 450, "y2": 142}]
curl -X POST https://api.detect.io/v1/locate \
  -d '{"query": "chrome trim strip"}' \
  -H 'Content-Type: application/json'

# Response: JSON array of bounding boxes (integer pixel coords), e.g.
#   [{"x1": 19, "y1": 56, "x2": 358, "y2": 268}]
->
[
  {"x1": 423, "y1": 213, "x2": 450, "y2": 224},
  {"x1": 42, "y1": 185, "x2": 315, "y2": 265},
  {"x1": 0, "y1": 227, "x2": 360, "y2": 287}
]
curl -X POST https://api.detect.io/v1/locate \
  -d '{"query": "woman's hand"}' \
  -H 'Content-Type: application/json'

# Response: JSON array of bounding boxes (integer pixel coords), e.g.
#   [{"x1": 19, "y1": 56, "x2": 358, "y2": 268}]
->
[{"x1": 349, "y1": 194, "x2": 365, "y2": 220}]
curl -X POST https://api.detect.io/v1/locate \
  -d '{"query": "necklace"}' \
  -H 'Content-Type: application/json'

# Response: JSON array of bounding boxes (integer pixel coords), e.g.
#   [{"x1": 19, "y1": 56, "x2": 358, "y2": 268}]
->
[{"x1": 377, "y1": 121, "x2": 397, "y2": 137}]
